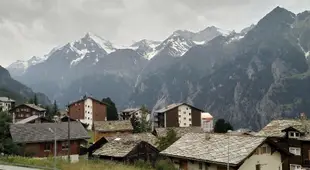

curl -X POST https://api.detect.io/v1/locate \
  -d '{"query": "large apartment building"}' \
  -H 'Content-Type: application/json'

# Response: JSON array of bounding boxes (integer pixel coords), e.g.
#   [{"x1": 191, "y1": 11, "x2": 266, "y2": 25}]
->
[
  {"x1": 68, "y1": 97, "x2": 107, "y2": 130},
  {"x1": 154, "y1": 103, "x2": 203, "y2": 128}
]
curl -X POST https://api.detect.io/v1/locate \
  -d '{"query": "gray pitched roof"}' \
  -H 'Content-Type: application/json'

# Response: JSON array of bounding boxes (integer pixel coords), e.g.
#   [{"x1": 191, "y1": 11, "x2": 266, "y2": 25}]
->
[
  {"x1": 155, "y1": 127, "x2": 204, "y2": 138},
  {"x1": 10, "y1": 122, "x2": 89, "y2": 143},
  {"x1": 23, "y1": 104, "x2": 46, "y2": 112},
  {"x1": 0, "y1": 97, "x2": 15, "y2": 102},
  {"x1": 256, "y1": 119, "x2": 310, "y2": 137},
  {"x1": 122, "y1": 108, "x2": 140, "y2": 113},
  {"x1": 15, "y1": 115, "x2": 40, "y2": 124},
  {"x1": 154, "y1": 103, "x2": 183, "y2": 113},
  {"x1": 161, "y1": 133, "x2": 267, "y2": 166},
  {"x1": 94, "y1": 120, "x2": 133, "y2": 132},
  {"x1": 93, "y1": 133, "x2": 158, "y2": 157},
  {"x1": 155, "y1": 103, "x2": 204, "y2": 113}
]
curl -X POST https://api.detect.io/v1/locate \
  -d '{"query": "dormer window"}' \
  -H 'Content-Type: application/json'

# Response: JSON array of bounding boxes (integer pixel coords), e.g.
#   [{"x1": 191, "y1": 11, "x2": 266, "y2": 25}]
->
[{"x1": 289, "y1": 131, "x2": 300, "y2": 138}]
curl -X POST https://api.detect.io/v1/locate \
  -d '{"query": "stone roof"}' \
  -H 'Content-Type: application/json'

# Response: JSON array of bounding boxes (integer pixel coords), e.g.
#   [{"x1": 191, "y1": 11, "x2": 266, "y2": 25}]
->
[
  {"x1": 0, "y1": 97, "x2": 15, "y2": 102},
  {"x1": 256, "y1": 119, "x2": 310, "y2": 141},
  {"x1": 15, "y1": 115, "x2": 40, "y2": 124},
  {"x1": 155, "y1": 103, "x2": 204, "y2": 113},
  {"x1": 122, "y1": 108, "x2": 140, "y2": 113},
  {"x1": 93, "y1": 133, "x2": 158, "y2": 157},
  {"x1": 256, "y1": 119, "x2": 310, "y2": 137},
  {"x1": 23, "y1": 104, "x2": 46, "y2": 112},
  {"x1": 94, "y1": 120, "x2": 133, "y2": 132},
  {"x1": 155, "y1": 127, "x2": 204, "y2": 138},
  {"x1": 161, "y1": 133, "x2": 267, "y2": 166},
  {"x1": 154, "y1": 103, "x2": 184, "y2": 113},
  {"x1": 10, "y1": 122, "x2": 89, "y2": 143}
]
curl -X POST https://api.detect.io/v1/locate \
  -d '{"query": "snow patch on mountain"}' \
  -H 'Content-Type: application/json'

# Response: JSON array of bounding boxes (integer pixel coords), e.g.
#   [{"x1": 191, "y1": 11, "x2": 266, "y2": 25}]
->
[
  {"x1": 70, "y1": 49, "x2": 89, "y2": 66},
  {"x1": 193, "y1": 41, "x2": 205, "y2": 45},
  {"x1": 86, "y1": 32, "x2": 115, "y2": 54},
  {"x1": 306, "y1": 51, "x2": 310, "y2": 58},
  {"x1": 217, "y1": 28, "x2": 231, "y2": 36}
]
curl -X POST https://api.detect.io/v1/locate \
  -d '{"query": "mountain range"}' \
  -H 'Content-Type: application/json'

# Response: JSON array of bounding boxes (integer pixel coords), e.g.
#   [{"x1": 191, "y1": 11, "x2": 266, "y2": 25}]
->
[{"x1": 7, "y1": 6, "x2": 310, "y2": 130}]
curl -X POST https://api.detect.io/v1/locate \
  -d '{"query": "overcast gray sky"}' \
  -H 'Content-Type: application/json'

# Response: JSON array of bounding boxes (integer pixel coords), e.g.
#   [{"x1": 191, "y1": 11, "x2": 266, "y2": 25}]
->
[{"x1": 0, "y1": 0, "x2": 309, "y2": 67}]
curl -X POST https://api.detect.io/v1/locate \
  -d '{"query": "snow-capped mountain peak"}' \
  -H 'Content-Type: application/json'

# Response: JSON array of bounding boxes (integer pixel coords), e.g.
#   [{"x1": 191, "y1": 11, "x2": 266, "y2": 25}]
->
[
  {"x1": 82, "y1": 32, "x2": 116, "y2": 54},
  {"x1": 130, "y1": 39, "x2": 161, "y2": 60}
]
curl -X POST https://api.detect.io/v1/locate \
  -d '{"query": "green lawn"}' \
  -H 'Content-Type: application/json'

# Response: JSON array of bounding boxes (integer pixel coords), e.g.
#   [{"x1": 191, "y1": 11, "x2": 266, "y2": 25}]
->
[
  {"x1": 88, "y1": 131, "x2": 94, "y2": 143},
  {"x1": 0, "y1": 156, "x2": 154, "y2": 170}
]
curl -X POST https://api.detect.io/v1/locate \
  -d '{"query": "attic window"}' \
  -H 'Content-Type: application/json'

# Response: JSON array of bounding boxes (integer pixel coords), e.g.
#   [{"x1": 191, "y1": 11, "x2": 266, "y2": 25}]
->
[{"x1": 289, "y1": 131, "x2": 300, "y2": 138}]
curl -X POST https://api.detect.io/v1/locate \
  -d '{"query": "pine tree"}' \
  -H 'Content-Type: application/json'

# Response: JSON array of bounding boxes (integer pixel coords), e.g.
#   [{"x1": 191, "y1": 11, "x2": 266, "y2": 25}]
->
[
  {"x1": 52, "y1": 100, "x2": 59, "y2": 116},
  {"x1": 102, "y1": 97, "x2": 118, "y2": 120},
  {"x1": 33, "y1": 94, "x2": 38, "y2": 105},
  {"x1": 0, "y1": 111, "x2": 19, "y2": 154},
  {"x1": 214, "y1": 119, "x2": 234, "y2": 133},
  {"x1": 156, "y1": 128, "x2": 179, "y2": 151}
]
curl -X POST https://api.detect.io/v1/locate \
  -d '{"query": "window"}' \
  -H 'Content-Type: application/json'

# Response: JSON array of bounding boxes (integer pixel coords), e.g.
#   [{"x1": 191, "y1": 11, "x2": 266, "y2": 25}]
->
[
  {"x1": 256, "y1": 145, "x2": 271, "y2": 155},
  {"x1": 199, "y1": 162, "x2": 202, "y2": 170},
  {"x1": 189, "y1": 113, "x2": 191, "y2": 116},
  {"x1": 289, "y1": 147, "x2": 301, "y2": 156},
  {"x1": 289, "y1": 131, "x2": 300, "y2": 139},
  {"x1": 62, "y1": 141, "x2": 69, "y2": 150},
  {"x1": 189, "y1": 118, "x2": 191, "y2": 121},
  {"x1": 20, "y1": 113, "x2": 24, "y2": 118},
  {"x1": 290, "y1": 164, "x2": 301, "y2": 170},
  {"x1": 183, "y1": 112, "x2": 186, "y2": 114},
  {"x1": 184, "y1": 123, "x2": 186, "y2": 126},
  {"x1": 186, "y1": 107, "x2": 189, "y2": 110},
  {"x1": 44, "y1": 143, "x2": 51, "y2": 151},
  {"x1": 256, "y1": 164, "x2": 261, "y2": 170},
  {"x1": 184, "y1": 117, "x2": 186, "y2": 120}
]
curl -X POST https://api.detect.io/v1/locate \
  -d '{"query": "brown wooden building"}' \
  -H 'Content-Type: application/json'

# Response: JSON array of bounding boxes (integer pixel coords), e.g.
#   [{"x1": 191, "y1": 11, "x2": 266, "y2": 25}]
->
[
  {"x1": 68, "y1": 96, "x2": 107, "y2": 130},
  {"x1": 154, "y1": 103, "x2": 203, "y2": 128},
  {"x1": 256, "y1": 114, "x2": 310, "y2": 170},
  {"x1": 90, "y1": 133, "x2": 159, "y2": 166},
  {"x1": 10, "y1": 103, "x2": 46, "y2": 123},
  {"x1": 10, "y1": 122, "x2": 89, "y2": 162},
  {"x1": 93, "y1": 120, "x2": 133, "y2": 142}
]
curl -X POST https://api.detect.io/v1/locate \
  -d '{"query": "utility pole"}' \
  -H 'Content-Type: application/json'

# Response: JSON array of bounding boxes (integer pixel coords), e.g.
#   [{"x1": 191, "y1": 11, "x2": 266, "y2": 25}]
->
[
  {"x1": 227, "y1": 130, "x2": 232, "y2": 170},
  {"x1": 67, "y1": 107, "x2": 71, "y2": 163},
  {"x1": 54, "y1": 127, "x2": 57, "y2": 170},
  {"x1": 49, "y1": 127, "x2": 57, "y2": 170}
]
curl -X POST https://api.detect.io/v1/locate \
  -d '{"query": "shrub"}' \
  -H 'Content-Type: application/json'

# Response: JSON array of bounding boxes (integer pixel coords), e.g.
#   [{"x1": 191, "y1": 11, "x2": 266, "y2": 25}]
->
[
  {"x1": 134, "y1": 159, "x2": 152, "y2": 169},
  {"x1": 155, "y1": 159, "x2": 177, "y2": 170}
]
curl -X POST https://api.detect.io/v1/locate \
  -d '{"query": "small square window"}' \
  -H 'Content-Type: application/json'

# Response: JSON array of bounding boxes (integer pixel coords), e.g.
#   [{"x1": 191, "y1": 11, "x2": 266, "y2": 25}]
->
[
  {"x1": 184, "y1": 123, "x2": 186, "y2": 125},
  {"x1": 183, "y1": 112, "x2": 186, "y2": 114},
  {"x1": 44, "y1": 143, "x2": 51, "y2": 151},
  {"x1": 62, "y1": 141, "x2": 69, "y2": 150},
  {"x1": 184, "y1": 117, "x2": 186, "y2": 120},
  {"x1": 189, "y1": 113, "x2": 191, "y2": 116},
  {"x1": 189, "y1": 118, "x2": 191, "y2": 121}
]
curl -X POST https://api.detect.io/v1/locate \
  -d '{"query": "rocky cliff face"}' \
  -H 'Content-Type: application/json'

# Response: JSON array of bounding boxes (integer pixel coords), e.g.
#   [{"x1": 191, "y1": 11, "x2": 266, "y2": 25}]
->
[
  {"x1": 0, "y1": 66, "x2": 50, "y2": 105},
  {"x1": 131, "y1": 7, "x2": 310, "y2": 130}
]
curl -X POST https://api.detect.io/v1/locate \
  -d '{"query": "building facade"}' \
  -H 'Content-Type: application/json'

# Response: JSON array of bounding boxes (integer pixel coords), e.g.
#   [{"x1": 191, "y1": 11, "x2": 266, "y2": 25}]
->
[
  {"x1": 0, "y1": 97, "x2": 15, "y2": 112},
  {"x1": 201, "y1": 112, "x2": 213, "y2": 132},
  {"x1": 10, "y1": 104, "x2": 46, "y2": 123},
  {"x1": 256, "y1": 117, "x2": 310, "y2": 170},
  {"x1": 93, "y1": 120, "x2": 133, "y2": 142},
  {"x1": 154, "y1": 103, "x2": 203, "y2": 128},
  {"x1": 161, "y1": 133, "x2": 291, "y2": 170},
  {"x1": 68, "y1": 97, "x2": 107, "y2": 130},
  {"x1": 10, "y1": 122, "x2": 89, "y2": 162},
  {"x1": 121, "y1": 108, "x2": 143, "y2": 120}
]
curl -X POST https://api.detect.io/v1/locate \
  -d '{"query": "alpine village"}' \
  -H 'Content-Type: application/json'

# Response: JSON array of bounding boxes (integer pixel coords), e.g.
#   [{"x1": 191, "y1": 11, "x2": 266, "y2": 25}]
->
[{"x1": 1, "y1": 5, "x2": 310, "y2": 170}]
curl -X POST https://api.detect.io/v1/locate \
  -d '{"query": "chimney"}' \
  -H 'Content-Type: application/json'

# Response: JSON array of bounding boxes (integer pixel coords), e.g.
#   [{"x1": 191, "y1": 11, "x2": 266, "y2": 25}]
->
[
  {"x1": 300, "y1": 113, "x2": 307, "y2": 120},
  {"x1": 205, "y1": 133, "x2": 211, "y2": 140}
]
